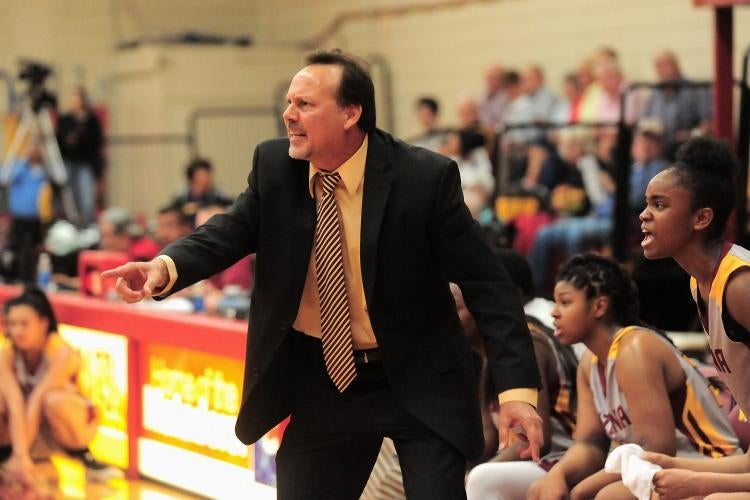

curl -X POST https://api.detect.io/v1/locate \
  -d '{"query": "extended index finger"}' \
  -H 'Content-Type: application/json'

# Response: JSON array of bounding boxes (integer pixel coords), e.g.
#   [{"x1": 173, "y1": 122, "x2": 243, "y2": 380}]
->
[{"x1": 101, "y1": 263, "x2": 133, "y2": 279}]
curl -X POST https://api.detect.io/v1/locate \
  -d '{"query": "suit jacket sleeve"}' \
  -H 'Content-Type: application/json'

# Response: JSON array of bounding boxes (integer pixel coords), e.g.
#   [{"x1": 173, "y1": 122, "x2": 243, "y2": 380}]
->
[
  {"x1": 158, "y1": 145, "x2": 262, "y2": 294},
  {"x1": 430, "y1": 160, "x2": 540, "y2": 395}
]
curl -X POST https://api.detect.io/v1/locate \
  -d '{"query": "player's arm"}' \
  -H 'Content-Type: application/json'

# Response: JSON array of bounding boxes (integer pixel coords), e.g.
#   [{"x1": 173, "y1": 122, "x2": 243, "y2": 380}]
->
[
  {"x1": 574, "y1": 331, "x2": 680, "y2": 497},
  {"x1": 25, "y1": 338, "x2": 78, "y2": 444},
  {"x1": 0, "y1": 348, "x2": 36, "y2": 485},
  {"x1": 528, "y1": 354, "x2": 609, "y2": 499},
  {"x1": 615, "y1": 330, "x2": 678, "y2": 454}
]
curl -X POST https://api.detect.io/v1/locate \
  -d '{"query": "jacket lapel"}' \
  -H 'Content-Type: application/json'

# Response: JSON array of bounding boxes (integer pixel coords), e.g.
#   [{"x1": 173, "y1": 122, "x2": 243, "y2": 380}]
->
[
  {"x1": 290, "y1": 157, "x2": 316, "y2": 297},
  {"x1": 360, "y1": 131, "x2": 393, "y2": 305}
]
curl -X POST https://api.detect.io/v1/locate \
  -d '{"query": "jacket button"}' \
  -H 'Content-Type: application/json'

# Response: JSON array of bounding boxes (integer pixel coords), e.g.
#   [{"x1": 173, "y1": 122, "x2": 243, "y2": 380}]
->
[{"x1": 251, "y1": 367, "x2": 260, "y2": 375}]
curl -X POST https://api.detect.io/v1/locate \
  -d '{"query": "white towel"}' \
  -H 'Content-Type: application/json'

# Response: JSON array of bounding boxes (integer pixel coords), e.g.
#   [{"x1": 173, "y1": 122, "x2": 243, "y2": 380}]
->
[{"x1": 604, "y1": 443, "x2": 662, "y2": 500}]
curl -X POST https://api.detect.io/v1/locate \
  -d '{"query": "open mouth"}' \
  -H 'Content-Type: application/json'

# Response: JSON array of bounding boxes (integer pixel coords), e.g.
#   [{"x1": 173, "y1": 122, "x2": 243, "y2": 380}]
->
[{"x1": 641, "y1": 228, "x2": 654, "y2": 247}]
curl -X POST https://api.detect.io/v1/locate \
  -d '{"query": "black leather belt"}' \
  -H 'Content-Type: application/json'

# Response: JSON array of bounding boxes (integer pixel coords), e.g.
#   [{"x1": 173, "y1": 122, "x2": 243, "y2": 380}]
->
[{"x1": 353, "y1": 347, "x2": 382, "y2": 365}]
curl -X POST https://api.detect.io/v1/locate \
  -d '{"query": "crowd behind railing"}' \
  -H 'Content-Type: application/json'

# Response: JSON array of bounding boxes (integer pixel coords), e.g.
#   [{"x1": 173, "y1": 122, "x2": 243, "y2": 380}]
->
[
  {"x1": 407, "y1": 47, "x2": 714, "y2": 306},
  {"x1": 0, "y1": 46, "x2": 718, "y2": 322}
]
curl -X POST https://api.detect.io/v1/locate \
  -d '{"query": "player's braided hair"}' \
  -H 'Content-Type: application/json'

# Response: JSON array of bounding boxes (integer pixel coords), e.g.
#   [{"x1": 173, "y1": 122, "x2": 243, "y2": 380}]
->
[{"x1": 556, "y1": 253, "x2": 639, "y2": 325}]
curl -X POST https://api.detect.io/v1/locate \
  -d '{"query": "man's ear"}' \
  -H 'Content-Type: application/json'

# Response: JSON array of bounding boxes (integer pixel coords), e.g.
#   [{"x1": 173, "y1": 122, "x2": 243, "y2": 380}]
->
[
  {"x1": 693, "y1": 207, "x2": 714, "y2": 232},
  {"x1": 343, "y1": 104, "x2": 363, "y2": 131}
]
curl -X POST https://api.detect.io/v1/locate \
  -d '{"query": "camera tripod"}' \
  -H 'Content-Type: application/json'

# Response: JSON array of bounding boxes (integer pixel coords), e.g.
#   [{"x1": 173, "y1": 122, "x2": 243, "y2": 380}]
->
[{"x1": 0, "y1": 95, "x2": 80, "y2": 225}]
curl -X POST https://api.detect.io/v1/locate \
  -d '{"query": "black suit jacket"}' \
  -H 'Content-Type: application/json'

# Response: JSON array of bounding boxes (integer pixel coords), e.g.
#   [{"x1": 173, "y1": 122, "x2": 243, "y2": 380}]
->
[{"x1": 160, "y1": 129, "x2": 539, "y2": 460}]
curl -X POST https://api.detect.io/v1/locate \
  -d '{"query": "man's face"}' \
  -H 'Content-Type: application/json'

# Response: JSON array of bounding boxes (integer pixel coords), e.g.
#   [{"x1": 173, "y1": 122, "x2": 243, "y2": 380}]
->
[
  {"x1": 190, "y1": 168, "x2": 212, "y2": 196},
  {"x1": 485, "y1": 66, "x2": 503, "y2": 94},
  {"x1": 157, "y1": 212, "x2": 191, "y2": 245},
  {"x1": 283, "y1": 65, "x2": 352, "y2": 168},
  {"x1": 416, "y1": 105, "x2": 436, "y2": 131},
  {"x1": 456, "y1": 99, "x2": 477, "y2": 129},
  {"x1": 654, "y1": 54, "x2": 680, "y2": 82},
  {"x1": 99, "y1": 221, "x2": 131, "y2": 253},
  {"x1": 521, "y1": 67, "x2": 542, "y2": 95},
  {"x1": 630, "y1": 134, "x2": 661, "y2": 164}
]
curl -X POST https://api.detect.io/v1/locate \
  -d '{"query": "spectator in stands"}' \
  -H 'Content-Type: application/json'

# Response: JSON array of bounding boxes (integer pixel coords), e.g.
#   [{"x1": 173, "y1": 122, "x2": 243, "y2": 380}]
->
[
  {"x1": 97, "y1": 207, "x2": 158, "y2": 261},
  {"x1": 170, "y1": 158, "x2": 233, "y2": 224},
  {"x1": 97, "y1": 207, "x2": 134, "y2": 254},
  {"x1": 589, "y1": 60, "x2": 624, "y2": 124},
  {"x1": 56, "y1": 86, "x2": 104, "y2": 228},
  {"x1": 441, "y1": 129, "x2": 494, "y2": 198},
  {"x1": 456, "y1": 95, "x2": 498, "y2": 161},
  {"x1": 578, "y1": 47, "x2": 619, "y2": 122},
  {"x1": 639, "y1": 137, "x2": 750, "y2": 498},
  {"x1": 552, "y1": 72, "x2": 584, "y2": 125},
  {"x1": 510, "y1": 127, "x2": 593, "y2": 258},
  {"x1": 411, "y1": 96, "x2": 448, "y2": 152},
  {"x1": 502, "y1": 65, "x2": 559, "y2": 152},
  {"x1": 478, "y1": 64, "x2": 510, "y2": 130},
  {"x1": 576, "y1": 59, "x2": 595, "y2": 100},
  {"x1": 0, "y1": 286, "x2": 121, "y2": 492},
  {"x1": 528, "y1": 120, "x2": 667, "y2": 292},
  {"x1": 527, "y1": 254, "x2": 739, "y2": 500},
  {"x1": 4, "y1": 140, "x2": 53, "y2": 282},
  {"x1": 520, "y1": 72, "x2": 586, "y2": 192},
  {"x1": 521, "y1": 65, "x2": 559, "y2": 125},
  {"x1": 155, "y1": 204, "x2": 193, "y2": 247},
  {"x1": 466, "y1": 249, "x2": 578, "y2": 500},
  {"x1": 501, "y1": 69, "x2": 537, "y2": 169},
  {"x1": 641, "y1": 49, "x2": 712, "y2": 159}
]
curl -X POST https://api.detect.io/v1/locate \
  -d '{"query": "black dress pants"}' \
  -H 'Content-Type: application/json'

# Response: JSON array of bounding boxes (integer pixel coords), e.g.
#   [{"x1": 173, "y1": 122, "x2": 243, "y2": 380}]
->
[{"x1": 276, "y1": 332, "x2": 467, "y2": 500}]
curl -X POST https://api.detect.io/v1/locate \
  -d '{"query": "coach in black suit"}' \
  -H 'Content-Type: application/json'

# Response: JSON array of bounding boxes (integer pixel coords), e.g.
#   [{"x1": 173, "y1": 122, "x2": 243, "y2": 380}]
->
[{"x1": 105, "y1": 50, "x2": 541, "y2": 499}]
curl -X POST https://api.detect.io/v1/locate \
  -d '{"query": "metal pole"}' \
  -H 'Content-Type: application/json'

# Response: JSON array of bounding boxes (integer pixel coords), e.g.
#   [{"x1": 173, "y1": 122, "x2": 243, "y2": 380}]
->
[{"x1": 736, "y1": 45, "x2": 750, "y2": 247}]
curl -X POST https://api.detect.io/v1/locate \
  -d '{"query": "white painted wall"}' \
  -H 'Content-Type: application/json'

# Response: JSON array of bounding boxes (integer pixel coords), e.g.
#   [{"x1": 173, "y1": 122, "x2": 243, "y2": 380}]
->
[{"x1": 0, "y1": 0, "x2": 747, "y2": 215}]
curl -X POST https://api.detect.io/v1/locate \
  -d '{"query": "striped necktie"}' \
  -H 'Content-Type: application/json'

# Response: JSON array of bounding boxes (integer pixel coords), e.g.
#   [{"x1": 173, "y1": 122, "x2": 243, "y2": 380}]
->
[{"x1": 314, "y1": 172, "x2": 356, "y2": 392}]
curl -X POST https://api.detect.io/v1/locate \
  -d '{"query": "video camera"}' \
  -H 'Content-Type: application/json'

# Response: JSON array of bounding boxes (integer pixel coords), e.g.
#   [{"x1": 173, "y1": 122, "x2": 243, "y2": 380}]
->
[
  {"x1": 19, "y1": 60, "x2": 52, "y2": 86},
  {"x1": 18, "y1": 59, "x2": 56, "y2": 112}
]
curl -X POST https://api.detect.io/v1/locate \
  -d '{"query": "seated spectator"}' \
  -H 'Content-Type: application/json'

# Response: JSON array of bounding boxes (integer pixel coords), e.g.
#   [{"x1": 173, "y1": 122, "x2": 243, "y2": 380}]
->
[
  {"x1": 97, "y1": 207, "x2": 159, "y2": 261},
  {"x1": 194, "y1": 205, "x2": 254, "y2": 316},
  {"x1": 552, "y1": 72, "x2": 584, "y2": 125},
  {"x1": 641, "y1": 49, "x2": 712, "y2": 159},
  {"x1": 536, "y1": 127, "x2": 594, "y2": 204},
  {"x1": 155, "y1": 203, "x2": 193, "y2": 247},
  {"x1": 520, "y1": 71, "x2": 586, "y2": 193},
  {"x1": 456, "y1": 96, "x2": 497, "y2": 160},
  {"x1": 410, "y1": 96, "x2": 449, "y2": 152},
  {"x1": 4, "y1": 140, "x2": 54, "y2": 282},
  {"x1": 503, "y1": 67, "x2": 558, "y2": 146},
  {"x1": 441, "y1": 129, "x2": 495, "y2": 197},
  {"x1": 578, "y1": 47, "x2": 619, "y2": 122},
  {"x1": 588, "y1": 60, "x2": 624, "y2": 124},
  {"x1": 527, "y1": 254, "x2": 739, "y2": 500},
  {"x1": 466, "y1": 249, "x2": 578, "y2": 500},
  {"x1": 521, "y1": 65, "x2": 559, "y2": 126},
  {"x1": 0, "y1": 286, "x2": 121, "y2": 494},
  {"x1": 478, "y1": 64, "x2": 510, "y2": 130},
  {"x1": 170, "y1": 158, "x2": 233, "y2": 224},
  {"x1": 528, "y1": 121, "x2": 667, "y2": 292},
  {"x1": 510, "y1": 127, "x2": 594, "y2": 257}
]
